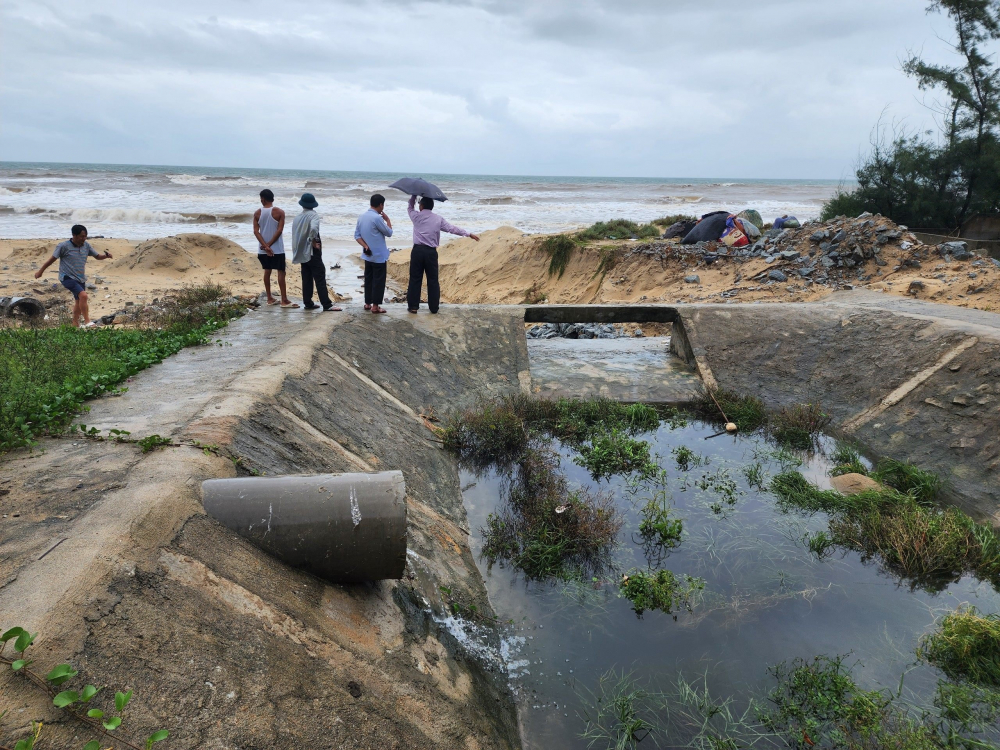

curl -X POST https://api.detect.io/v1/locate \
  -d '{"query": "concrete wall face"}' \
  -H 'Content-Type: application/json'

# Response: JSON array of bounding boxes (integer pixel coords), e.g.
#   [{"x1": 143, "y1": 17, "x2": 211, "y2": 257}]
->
[{"x1": 676, "y1": 295, "x2": 1000, "y2": 522}]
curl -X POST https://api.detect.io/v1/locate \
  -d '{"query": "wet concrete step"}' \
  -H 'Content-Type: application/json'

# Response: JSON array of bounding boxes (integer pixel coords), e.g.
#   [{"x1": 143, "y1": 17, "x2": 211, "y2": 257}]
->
[{"x1": 527, "y1": 337, "x2": 705, "y2": 403}]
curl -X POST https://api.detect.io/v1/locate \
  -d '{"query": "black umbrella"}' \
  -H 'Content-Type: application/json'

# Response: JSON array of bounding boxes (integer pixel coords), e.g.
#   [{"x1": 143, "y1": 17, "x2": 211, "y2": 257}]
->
[{"x1": 389, "y1": 177, "x2": 448, "y2": 202}]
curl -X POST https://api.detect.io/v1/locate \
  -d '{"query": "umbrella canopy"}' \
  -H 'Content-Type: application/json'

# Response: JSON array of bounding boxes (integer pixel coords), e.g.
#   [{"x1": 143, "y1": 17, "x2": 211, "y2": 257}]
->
[{"x1": 389, "y1": 177, "x2": 448, "y2": 202}]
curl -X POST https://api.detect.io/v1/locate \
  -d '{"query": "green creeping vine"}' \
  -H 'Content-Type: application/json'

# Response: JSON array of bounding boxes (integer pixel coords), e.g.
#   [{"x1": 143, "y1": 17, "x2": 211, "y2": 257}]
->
[{"x1": 0, "y1": 627, "x2": 168, "y2": 750}]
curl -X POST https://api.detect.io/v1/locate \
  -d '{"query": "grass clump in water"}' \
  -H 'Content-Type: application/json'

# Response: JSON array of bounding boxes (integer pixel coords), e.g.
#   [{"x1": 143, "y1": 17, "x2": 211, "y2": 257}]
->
[
  {"x1": 699, "y1": 389, "x2": 767, "y2": 432},
  {"x1": 540, "y1": 234, "x2": 577, "y2": 278},
  {"x1": 672, "y1": 445, "x2": 706, "y2": 472},
  {"x1": 871, "y1": 458, "x2": 943, "y2": 504},
  {"x1": 831, "y1": 443, "x2": 868, "y2": 477},
  {"x1": 619, "y1": 569, "x2": 704, "y2": 617},
  {"x1": 579, "y1": 670, "x2": 661, "y2": 750},
  {"x1": 769, "y1": 403, "x2": 831, "y2": 450},
  {"x1": 638, "y1": 500, "x2": 682, "y2": 550},
  {"x1": 481, "y1": 448, "x2": 623, "y2": 580},
  {"x1": 549, "y1": 399, "x2": 660, "y2": 444},
  {"x1": 919, "y1": 607, "x2": 1000, "y2": 687},
  {"x1": 577, "y1": 218, "x2": 660, "y2": 242},
  {"x1": 772, "y1": 471, "x2": 1000, "y2": 590},
  {"x1": 576, "y1": 429, "x2": 657, "y2": 481},
  {"x1": 761, "y1": 655, "x2": 942, "y2": 749}
]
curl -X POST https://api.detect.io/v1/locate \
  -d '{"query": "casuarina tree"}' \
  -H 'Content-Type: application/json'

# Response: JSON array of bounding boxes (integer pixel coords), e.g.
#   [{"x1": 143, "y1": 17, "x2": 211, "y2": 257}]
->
[{"x1": 824, "y1": 0, "x2": 1000, "y2": 229}]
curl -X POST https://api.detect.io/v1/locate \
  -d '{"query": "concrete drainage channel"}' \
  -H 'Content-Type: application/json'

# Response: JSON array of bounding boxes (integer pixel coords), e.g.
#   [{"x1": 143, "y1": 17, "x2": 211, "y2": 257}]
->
[{"x1": 0, "y1": 295, "x2": 998, "y2": 749}]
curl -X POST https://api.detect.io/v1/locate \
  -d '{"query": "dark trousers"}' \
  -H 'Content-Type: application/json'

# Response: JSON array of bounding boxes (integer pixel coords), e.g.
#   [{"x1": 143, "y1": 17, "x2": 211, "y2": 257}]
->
[
  {"x1": 301, "y1": 247, "x2": 332, "y2": 308},
  {"x1": 406, "y1": 244, "x2": 440, "y2": 313},
  {"x1": 364, "y1": 260, "x2": 387, "y2": 306}
]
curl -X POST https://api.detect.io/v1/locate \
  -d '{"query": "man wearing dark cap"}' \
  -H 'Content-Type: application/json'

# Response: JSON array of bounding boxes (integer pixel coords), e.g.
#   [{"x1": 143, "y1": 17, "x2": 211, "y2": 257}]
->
[{"x1": 291, "y1": 193, "x2": 339, "y2": 312}]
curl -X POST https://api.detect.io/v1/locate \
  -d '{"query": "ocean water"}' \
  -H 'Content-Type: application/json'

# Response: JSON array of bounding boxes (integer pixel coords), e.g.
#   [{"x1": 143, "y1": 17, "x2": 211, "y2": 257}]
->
[{"x1": 0, "y1": 162, "x2": 842, "y2": 254}]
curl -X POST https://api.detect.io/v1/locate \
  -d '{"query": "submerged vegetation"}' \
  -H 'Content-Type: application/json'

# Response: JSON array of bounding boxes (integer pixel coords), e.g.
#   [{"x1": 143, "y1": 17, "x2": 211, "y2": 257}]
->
[
  {"x1": 768, "y1": 403, "x2": 831, "y2": 451},
  {"x1": 0, "y1": 284, "x2": 246, "y2": 453}
]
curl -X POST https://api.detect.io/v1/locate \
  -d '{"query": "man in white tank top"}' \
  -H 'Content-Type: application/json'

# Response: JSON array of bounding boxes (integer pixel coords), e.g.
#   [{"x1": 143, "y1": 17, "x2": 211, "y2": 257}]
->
[{"x1": 253, "y1": 189, "x2": 298, "y2": 308}]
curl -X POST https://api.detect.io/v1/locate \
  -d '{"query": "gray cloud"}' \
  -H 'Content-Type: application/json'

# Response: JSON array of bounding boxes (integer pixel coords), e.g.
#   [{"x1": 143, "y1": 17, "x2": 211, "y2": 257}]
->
[{"x1": 0, "y1": 0, "x2": 969, "y2": 178}]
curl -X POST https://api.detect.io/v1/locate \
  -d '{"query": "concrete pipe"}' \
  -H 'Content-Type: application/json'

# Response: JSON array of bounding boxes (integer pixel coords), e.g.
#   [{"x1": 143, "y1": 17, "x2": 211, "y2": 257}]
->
[
  {"x1": 0, "y1": 297, "x2": 45, "y2": 318},
  {"x1": 202, "y1": 471, "x2": 407, "y2": 583}
]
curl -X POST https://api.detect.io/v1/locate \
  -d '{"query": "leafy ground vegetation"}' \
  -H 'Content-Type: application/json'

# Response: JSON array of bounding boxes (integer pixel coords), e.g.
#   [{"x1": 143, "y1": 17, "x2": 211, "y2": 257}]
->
[
  {"x1": 0, "y1": 284, "x2": 246, "y2": 452},
  {"x1": 1, "y1": 627, "x2": 168, "y2": 750}
]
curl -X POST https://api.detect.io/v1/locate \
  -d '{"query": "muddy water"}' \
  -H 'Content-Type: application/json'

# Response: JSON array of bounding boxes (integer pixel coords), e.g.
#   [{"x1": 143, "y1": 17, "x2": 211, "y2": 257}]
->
[{"x1": 460, "y1": 421, "x2": 1000, "y2": 749}]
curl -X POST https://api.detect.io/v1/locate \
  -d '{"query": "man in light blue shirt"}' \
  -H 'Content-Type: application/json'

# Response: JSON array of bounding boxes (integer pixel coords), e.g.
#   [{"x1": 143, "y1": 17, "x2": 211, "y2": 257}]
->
[{"x1": 354, "y1": 194, "x2": 393, "y2": 314}]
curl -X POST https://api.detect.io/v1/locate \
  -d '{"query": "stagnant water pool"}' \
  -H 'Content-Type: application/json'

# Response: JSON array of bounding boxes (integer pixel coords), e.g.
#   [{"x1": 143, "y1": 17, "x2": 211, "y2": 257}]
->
[{"x1": 459, "y1": 417, "x2": 1000, "y2": 749}]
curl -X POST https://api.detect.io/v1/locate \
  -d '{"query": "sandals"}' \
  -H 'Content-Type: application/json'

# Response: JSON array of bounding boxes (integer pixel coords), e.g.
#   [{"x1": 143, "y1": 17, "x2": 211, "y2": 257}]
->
[
  {"x1": 323, "y1": 305, "x2": 343, "y2": 312},
  {"x1": 371, "y1": 306, "x2": 387, "y2": 314},
  {"x1": 407, "y1": 309, "x2": 418, "y2": 314},
  {"x1": 266, "y1": 299, "x2": 280, "y2": 306},
  {"x1": 364, "y1": 304, "x2": 372, "y2": 311},
  {"x1": 280, "y1": 302, "x2": 300, "y2": 309}
]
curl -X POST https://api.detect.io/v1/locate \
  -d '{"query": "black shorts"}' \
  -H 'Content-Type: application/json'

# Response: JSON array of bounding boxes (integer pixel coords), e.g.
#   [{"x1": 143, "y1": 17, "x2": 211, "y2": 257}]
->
[{"x1": 257, "y1": 253, "x2": 286, "y2": 271}]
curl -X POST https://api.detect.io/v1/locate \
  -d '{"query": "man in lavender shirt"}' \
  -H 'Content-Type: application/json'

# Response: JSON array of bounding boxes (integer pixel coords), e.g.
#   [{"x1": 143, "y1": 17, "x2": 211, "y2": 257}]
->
[{"x1": 406, "y1": 195, "x2": 479, "y2": 313}]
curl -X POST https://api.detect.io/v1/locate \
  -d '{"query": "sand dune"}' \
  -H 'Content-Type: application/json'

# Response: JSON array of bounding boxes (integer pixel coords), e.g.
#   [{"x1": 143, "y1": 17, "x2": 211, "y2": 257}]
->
[
  {"x1": 112, "y1": 233, "x2": 252, "y2": 276},
  {"x1": 386, "y1": 227, "x2": 1000, "y2": 312}
]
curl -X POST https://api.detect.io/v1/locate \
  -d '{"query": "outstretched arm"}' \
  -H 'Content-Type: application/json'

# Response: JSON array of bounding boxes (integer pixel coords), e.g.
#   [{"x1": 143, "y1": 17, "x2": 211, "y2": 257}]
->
[
  {"x1": 34, "y1": 255, "x2": 57, "y2": 279},
  {"x1": 407, "y1": 195, "x2": 418, "y2": 221},
  {"x1": 440, "y1": 218, "x2": 480, "y2": 241}
]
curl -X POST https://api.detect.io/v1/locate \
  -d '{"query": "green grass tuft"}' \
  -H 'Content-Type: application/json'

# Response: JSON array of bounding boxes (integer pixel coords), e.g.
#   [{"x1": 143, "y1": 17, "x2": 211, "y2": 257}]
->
[
  {"x1": 769, "y1": 403, "x2": 831, "y2": 450},
  {"x1": 831, "y1": 443, "x2": 868, "y2": 477},
  {"x1": 574, "y1": 429, "x2": 657, "y2": 481},
  {"x1": 700, "y1": 390, "x2": 768, "y2": 432},
  {"x1": 651, "y1": 213, "x2": 697, "y2": 228},
  {"x1": 919, "y1": 607, "x2": 1000, "y2": 687},
  {"x1": 539, "y1": 234, "x2": 577, "y2": 278},
  {"x1": 772, "y1": 471, "x2": 1000, "y2": 590},
  {"x1": 871, "y1": 458, "x2": 943, "y2": 503},
  {"x1": 638, "y1": 500, "x2": 683, "y2": 550}
]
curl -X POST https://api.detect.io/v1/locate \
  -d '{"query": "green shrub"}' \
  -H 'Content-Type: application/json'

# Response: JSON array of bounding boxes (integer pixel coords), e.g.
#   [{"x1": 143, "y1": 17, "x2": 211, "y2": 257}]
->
[
  {"x1": 577, "y1": 219, "x2": 660, "y2": 242},
  {"x1": 651, "y1": 214, "x2": 697, "y2": 227},
  {"x1": 539, "y1": 234, "x2": 576, "y2": 278},
  {"x1": 919, "y1": 607, "x2": 1000, "y2": 686},
  {"x1": 619, "y1": 569, "x2": 704, "y2": 616}
]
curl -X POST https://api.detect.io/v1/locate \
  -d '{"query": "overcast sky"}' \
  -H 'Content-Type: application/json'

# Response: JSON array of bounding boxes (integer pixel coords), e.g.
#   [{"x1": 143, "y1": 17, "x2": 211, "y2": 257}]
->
[{"x1": 0, "y1": 0, "x2": 974, "y2": 179}]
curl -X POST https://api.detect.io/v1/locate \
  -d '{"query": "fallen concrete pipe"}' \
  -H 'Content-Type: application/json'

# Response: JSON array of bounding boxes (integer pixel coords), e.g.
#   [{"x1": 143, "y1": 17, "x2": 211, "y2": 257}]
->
[
  {"x1": 0, "y1": 297, "x2": 45, "y2": 318},
  {"x1": 202, "y1": 472, "x2": 407, "y2": 583}
]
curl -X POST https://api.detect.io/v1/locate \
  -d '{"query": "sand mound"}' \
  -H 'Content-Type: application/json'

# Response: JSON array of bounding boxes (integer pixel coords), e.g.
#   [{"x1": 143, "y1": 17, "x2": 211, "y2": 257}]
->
[
  {"x1": 113, "y1": 233, "x2": 249, "y2": 275},
  {"x1": 386, "y1": 220, "x2": 1000, "y2": 311},
  {"x1": 6, "y1": 241, "x2": 57, "y2": 261}
]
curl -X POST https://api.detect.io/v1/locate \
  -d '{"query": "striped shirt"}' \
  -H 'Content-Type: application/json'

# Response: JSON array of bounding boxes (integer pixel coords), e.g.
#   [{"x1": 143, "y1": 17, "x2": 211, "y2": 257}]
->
[{"x1": 53, "y1": 240, "x2": 99, "y2": 283}]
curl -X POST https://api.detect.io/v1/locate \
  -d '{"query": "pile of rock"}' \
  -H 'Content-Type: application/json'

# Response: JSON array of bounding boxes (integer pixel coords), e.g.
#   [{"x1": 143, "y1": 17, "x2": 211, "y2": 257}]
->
[
  {"x1": 527, "y1": 323, "x2": 642, "y2": 339},
  {"x1": 622, "y1": 212, "x2": 999, "y2": 291}
]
